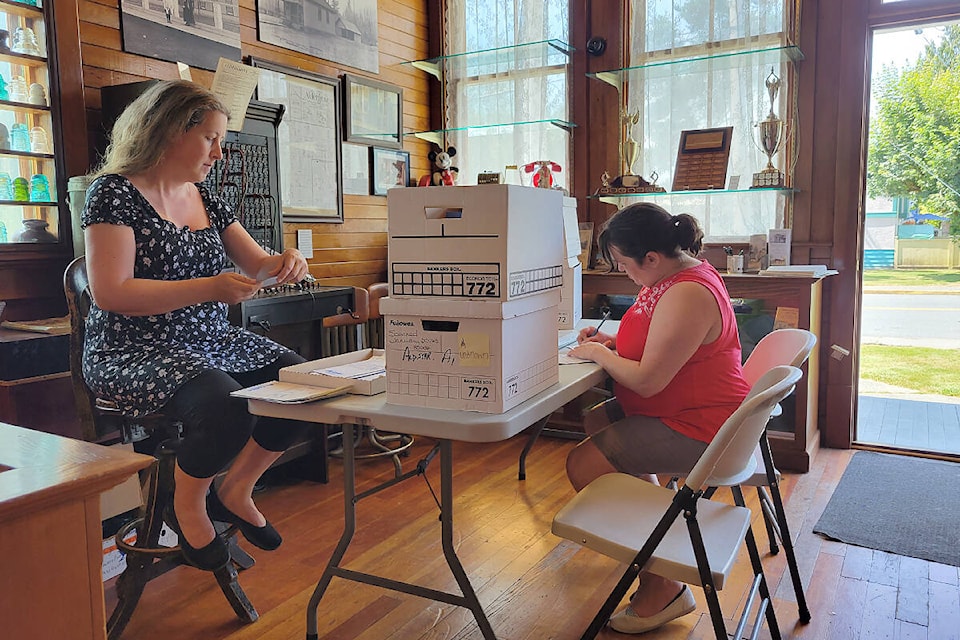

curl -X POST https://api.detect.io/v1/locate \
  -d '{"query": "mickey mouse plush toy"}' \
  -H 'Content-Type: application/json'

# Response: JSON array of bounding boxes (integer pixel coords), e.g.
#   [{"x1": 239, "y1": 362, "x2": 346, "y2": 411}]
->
[{"x1": 418, "y1": 146, "x2": 459, "y2": 186}]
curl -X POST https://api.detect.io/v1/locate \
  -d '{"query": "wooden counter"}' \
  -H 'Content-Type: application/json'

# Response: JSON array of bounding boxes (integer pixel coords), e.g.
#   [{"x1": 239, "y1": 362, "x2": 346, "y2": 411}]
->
[
  {"x1": 0, "y1": 422, "x2": 152, "y2": 640},
  {"x1": 582, "y1": 269, "x2": 831, "y2": 472}
]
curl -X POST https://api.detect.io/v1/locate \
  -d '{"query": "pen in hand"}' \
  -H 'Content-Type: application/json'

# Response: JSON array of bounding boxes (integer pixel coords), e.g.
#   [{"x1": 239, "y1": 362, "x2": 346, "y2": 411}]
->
[{"x1": 590, "y1": 308, "x2": 612, "y2": 338}]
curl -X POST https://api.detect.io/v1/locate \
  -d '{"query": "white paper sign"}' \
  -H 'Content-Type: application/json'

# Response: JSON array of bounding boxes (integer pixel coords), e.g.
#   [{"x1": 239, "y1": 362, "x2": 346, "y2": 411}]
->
[{"x1": 210, "y1": 58, "x2": 260, "y2": 131}]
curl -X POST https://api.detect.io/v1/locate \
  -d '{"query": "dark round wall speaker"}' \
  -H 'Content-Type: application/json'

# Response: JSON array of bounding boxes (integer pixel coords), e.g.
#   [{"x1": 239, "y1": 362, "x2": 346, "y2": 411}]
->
[{"x1": 586, "y1": 36, "x2": 607, "y2": 57}]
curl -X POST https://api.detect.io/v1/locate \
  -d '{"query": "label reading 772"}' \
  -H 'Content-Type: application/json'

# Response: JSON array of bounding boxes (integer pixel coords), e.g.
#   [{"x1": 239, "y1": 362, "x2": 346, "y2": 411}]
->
[
  {"x1": 464, "y1": 277, "x2": 498, "y2": 297},
  {"x1": 461, "y1": 377, "x2": 496, "y2": 402}
]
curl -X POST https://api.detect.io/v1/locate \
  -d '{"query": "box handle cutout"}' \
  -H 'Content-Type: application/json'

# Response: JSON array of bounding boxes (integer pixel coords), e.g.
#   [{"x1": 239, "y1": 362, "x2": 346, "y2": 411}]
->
[
  {"x1": 421, "y1": 319, "x2": 460, "y2": 332},
  {"x1": 424, "y1": 207, "x2": 463, "y2": 219}
]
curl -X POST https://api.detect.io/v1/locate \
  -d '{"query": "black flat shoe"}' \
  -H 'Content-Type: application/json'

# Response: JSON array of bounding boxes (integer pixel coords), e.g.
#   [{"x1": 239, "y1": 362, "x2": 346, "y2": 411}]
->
[
  {"x1": 207, "y1": 488, "x2": 282, "y2": 551},
  {"x1": 164, "y1": 505, "x2": 230, "y2": 571}
]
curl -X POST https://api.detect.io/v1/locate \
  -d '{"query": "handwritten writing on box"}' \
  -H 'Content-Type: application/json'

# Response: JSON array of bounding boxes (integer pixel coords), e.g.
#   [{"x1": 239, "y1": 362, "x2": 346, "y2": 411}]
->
[{"x1": 389, "y1": 328, "x2": 492, "y2": 369}]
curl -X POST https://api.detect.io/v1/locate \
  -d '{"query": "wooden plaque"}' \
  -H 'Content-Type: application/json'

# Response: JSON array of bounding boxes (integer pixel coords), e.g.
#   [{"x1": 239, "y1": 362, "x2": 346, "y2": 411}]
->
[{"x1": 672, "y1": 126, "x2": 733, "y2": 191}]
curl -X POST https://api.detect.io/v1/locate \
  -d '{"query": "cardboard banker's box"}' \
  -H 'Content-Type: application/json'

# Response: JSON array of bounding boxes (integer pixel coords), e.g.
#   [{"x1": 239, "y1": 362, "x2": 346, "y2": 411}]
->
[
  {"x1": 380, "y1": 292, "x2": 560, "y2": 413},
  {"x1": 279, "y1": 349, "x2": 386, "y2": 395},
  {"x1": 558, "y1": 262, "x2": 583, "y2": 329},
  {"x1": 387, "y1": 185, "x2": 566, "y2": 302}
]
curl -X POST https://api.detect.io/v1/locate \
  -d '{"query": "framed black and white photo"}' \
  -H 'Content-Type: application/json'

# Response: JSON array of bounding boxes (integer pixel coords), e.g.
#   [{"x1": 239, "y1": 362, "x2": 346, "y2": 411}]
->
[
  {"x1": 343, "y1": 74, "x2": 403, "y2": 149},
  {"x1": 251, "y1": 58, "x2": 343, "y2": 221},
  {"x1": 342, "y1": 143, "x2": 370, "y2": 195},
  {"x1": 372, "y1": 147, "x2": 410, "y2": 196},
  {"x1": 119, "y1": 0, "x2": 240, "y2": 70},
  {"x1": 255, "y1": 0, "x2": 379, "y2": 73}
]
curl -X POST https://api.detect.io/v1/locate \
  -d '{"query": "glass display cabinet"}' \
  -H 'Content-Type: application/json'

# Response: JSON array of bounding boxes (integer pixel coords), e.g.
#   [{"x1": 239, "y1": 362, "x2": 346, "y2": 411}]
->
[{"x1": 0, "y1": 0, "x2": 65, "y2": 246}]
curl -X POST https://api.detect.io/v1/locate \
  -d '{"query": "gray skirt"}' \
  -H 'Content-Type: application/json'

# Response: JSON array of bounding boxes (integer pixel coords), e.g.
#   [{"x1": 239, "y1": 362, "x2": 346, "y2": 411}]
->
[{"x1": 587, "y1": 398, "x2": 709, "y2": 476}]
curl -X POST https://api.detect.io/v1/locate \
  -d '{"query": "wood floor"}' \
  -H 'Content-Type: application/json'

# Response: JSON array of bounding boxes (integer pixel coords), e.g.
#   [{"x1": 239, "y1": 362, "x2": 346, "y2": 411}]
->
[{"x1": 108, "y1": 434, "x2": 960, "y2": 640}]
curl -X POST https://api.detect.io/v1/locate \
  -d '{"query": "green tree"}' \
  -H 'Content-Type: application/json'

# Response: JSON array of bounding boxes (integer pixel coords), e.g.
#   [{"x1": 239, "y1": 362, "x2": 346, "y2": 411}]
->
[{"x1": 867, "y1": 25, "x2": 960, "y2": 238}]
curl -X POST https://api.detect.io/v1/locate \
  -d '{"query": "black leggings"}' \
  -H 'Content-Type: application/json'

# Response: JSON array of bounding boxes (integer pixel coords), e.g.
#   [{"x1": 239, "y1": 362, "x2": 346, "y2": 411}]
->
[{"x1": 165, "y1": 351, "x2": 310, "y2": 478}]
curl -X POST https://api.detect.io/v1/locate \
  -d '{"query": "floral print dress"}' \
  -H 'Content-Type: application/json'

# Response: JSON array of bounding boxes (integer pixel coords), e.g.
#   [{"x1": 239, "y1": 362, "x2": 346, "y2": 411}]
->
[{"x1": 81, "y1": 174, "x2": 289, "y2": 417}]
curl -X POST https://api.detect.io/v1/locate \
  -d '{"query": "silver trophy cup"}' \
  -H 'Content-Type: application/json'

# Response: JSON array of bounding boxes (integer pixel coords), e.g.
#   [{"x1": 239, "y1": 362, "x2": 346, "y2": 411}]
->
[{"x1": 752, "y1": 68, "x2": 785, "y2": 188}]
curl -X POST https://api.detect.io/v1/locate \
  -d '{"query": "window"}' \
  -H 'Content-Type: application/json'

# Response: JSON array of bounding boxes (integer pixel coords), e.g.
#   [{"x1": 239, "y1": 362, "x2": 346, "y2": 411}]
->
[
  {"x1": 625, "y1": 0, "x2": 799, "y2": 240},
  {"x1": 443, "y1": 0, "x2": 571, "y2": 189}
]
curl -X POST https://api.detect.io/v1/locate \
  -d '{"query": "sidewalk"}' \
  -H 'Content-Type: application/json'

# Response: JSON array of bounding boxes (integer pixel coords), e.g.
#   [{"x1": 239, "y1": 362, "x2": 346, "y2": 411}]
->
[
  {"x1": 859, "y1": 378, "x2": 960, "y2": 405},
  {"x1": 863, "y1": 284, "x2": 960, "y2": 295}
]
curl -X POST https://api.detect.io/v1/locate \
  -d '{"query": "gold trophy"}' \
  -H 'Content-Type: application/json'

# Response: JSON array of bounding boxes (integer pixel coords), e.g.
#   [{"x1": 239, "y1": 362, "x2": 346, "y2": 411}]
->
[
  {"x1": 621, "y1": 108, "x2": 640, "y2": 177},
  {"x1": 751, "y1": 68, "x2": 785, "y2": 188}
]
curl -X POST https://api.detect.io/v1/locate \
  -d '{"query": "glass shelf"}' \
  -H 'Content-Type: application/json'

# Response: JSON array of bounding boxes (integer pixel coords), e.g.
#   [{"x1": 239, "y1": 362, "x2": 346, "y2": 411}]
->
[
  {"x1": 0, "y1": 99, "x2": 50, "y2": 114},
  {"x1": 588, "y1": 44, "x2": 804, "y2": 91},
  {"x1": 0, "y1": 200, "x2": 57, "y2": 206},
  {"x1": 0, "y1": 0, "x2": 42, "y2": 19},
  {"x1": 0, "y1": 149, "x2": 54, "y2": 160},
  {"x1": 402, "y1": 39, "x2": 573, "y2": 80},
  {"x1": 407, "y1": 118, "x2": 576, "y2": 146},
  {"x1": 589, "y1": 186, "x2": 798, "y2": 206}
]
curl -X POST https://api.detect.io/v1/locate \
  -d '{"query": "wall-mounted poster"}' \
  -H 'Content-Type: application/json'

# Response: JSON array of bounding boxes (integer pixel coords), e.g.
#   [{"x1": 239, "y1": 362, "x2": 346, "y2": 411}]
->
[
  {"x1": 119, "y1": 0, "x2": 241, "y2": 71},
  {"x1": 342, "y1": 143, "x2": 370, "y2": 195},
  {"x1": 256, "y1": 0, "x2": 379, "y2": 74},
  {"x1": 251, "y1": 58, "x2": 344, "y2": 222}
]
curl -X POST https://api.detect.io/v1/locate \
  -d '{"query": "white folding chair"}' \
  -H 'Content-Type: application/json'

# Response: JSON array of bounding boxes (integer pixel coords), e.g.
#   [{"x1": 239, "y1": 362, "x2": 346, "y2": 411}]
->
[
  {"x1": 739, "y1": 328, "x2": 817, "y2": 623},
  {"x1": 553, "y1": 365, "x2": 803, "y2": 640}
]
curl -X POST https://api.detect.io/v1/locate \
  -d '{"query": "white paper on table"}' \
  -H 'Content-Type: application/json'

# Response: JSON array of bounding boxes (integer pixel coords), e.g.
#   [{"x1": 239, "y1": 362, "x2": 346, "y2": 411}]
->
[
  {"x1": 230, "y1": 381, "x2": 350, "y2": 403},
  {"x1": 310, "y1": 355, "x2": 387, "y2": 380},
  {"x1": 559, "y1": 352, "x2": 592, "y2": 365}
]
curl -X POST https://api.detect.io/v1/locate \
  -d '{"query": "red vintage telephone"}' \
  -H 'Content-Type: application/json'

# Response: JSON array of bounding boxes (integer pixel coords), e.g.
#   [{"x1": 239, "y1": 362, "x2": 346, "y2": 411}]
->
[{"x1": 522, "y1": 160, "x2": 562, "y2": 188}]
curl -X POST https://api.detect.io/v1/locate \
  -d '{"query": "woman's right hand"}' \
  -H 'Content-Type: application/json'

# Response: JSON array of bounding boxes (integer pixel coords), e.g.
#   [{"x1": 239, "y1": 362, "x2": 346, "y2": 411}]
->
[
  {"x1": 209, "y1": 272, "x2": 262, "y2": 304},
  {"x1": 577, "y1": 327, "x2": 615, "y2": 346}
]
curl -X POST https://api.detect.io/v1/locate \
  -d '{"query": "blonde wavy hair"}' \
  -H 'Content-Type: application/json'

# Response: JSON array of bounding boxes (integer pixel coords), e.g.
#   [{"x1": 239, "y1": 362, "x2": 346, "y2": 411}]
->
[{"x1": 94, "y1": 80, "x2": 230, "y2": 178}]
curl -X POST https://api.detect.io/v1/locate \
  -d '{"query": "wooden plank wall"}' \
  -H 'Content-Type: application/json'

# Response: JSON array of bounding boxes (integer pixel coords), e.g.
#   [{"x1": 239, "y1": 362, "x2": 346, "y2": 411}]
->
[{"x1": 76, "y1": 0, "x2": 433, "y2": 289}]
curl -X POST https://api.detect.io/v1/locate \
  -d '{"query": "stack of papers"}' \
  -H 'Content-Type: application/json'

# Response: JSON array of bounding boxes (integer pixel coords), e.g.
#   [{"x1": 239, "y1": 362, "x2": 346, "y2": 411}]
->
[
  {"x1": 759, "y1": 265, "x2": 838, "y2": 277},
  {"x1": 230, "y1": 381, "x2": 352, "y2": 404},
  {"x1": 310, "y1": 355, "x2": 386, "y2": 381}
]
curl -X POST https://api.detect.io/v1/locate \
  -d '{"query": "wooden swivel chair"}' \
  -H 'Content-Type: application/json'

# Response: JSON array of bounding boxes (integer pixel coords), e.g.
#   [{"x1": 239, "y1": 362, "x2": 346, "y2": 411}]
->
[
  {"x1": 553, "y1": 365, "x2": 803, "y2": 640},
  {"x1": 64, "y1": 256, "x2": 258, "y2": 640}
]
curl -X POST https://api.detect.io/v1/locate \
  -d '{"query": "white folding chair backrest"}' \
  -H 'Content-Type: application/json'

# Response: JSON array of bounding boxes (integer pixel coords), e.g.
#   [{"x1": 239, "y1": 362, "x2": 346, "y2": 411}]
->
[
  {"x1": 742, "y1": 328, "x2": 817, "y2": 386},
  {"x1": 686, "y1": 365, "x2": 802, "y2": 490}
]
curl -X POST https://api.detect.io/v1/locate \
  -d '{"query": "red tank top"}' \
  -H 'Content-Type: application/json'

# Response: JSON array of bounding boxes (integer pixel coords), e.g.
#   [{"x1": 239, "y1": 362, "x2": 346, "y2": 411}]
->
[{"x1": 614, "y1": 260, "x2": 750, "y2": 443}]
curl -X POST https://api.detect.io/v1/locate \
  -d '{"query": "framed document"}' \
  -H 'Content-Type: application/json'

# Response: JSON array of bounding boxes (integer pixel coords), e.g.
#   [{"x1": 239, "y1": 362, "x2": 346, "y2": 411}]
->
[
  {"x1": 342, "y1": 74, "x2": 403, "y2": 149},
  {"x1": 250, "y1": 58, "x2": 344, "y2": 222},
  {"x1": 672, "y1": 126, "x2": 733, "y2": 191}
]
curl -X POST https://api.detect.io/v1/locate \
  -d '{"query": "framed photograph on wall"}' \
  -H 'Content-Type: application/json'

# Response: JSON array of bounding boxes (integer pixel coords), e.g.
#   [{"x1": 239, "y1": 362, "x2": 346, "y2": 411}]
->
[
  {"x1": 372, "y1": 147, "x2": 410, "y2": 196},
  {"x1": 250, "y1": 58, "x2": 344, "y2": 221},
  {"x1": 119, "y1": 0, "x2": 240, "y2": 71},
  {"x1": 342, "y1": 143, "x2": 370, "y2": 195},
  {"x1": 343, "y1": 74, "x2": 403, "y2": 149},
  {"x1": 255, "y1": 0, "x2": 379, "y2": 74}
]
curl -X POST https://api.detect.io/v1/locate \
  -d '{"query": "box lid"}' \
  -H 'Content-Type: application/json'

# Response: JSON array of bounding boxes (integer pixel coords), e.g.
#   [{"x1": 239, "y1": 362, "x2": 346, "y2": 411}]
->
[{"x1": 379, "y1": 290, "x2": 559, "y2": 320}]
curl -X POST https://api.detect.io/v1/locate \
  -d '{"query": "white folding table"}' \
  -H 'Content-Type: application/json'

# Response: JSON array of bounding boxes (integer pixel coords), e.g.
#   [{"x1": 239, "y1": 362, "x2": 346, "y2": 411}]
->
[{"x1": 247, "y1": 360, "x2": 608, "y2": 640}]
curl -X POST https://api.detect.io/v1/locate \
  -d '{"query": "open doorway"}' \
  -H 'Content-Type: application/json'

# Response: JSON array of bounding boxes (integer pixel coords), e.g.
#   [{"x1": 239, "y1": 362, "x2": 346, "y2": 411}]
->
[{"x1": 856, "y1": 20, "x2": 960, "y2": 457}]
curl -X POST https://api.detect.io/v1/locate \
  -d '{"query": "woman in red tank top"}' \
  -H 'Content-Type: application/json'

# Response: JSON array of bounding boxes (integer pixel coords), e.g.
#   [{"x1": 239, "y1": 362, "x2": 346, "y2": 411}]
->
[{"x1": 565, "y1": 203, "x2": 750, "y2": 634}]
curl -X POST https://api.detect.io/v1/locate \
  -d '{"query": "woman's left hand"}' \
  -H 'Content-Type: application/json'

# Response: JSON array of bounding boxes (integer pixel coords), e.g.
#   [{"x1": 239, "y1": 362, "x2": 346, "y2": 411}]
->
[
  {"x1": 567, "y1": 339, "x2": 614, "y2": 364},
  {"x1": 262, "y1": 248, "x2": 309, "y2": 285}
]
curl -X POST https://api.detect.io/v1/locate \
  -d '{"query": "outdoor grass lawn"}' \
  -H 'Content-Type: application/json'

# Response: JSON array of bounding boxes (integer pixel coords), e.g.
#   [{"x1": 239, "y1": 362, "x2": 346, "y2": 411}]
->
[
  {"x1": 862, "y1": 268, "x2": 960, "y2": 287},
  {"x1": 860, "y1": 345, "x2": 960, "y2": 397}
]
